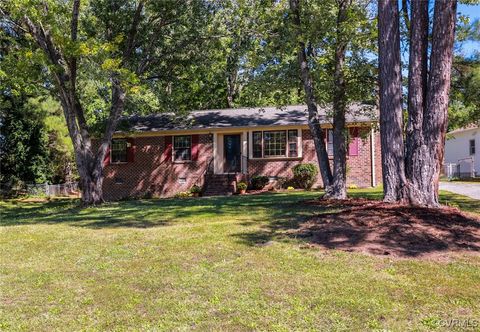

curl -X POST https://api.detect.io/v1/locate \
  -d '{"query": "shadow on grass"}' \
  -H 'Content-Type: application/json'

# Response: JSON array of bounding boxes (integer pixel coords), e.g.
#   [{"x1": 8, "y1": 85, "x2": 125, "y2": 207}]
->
[
  {"x1": 0, "y1": 191, "x2": 318, "y2": 229},
  {"x1": 2, "y1": 190, "x2": 480, "y2": 258}
]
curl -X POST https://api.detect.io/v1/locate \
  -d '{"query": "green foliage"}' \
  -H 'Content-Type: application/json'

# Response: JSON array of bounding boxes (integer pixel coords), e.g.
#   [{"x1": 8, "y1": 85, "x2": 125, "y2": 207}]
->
[
  {"x1": 30, "y1": 97, "x2": 76, "y2": 183},
  {"x1": 0, "y1": 93, "x2": 76, "y2": 185},
  {"x1": 449, "y1": 54, "x2": 480, "y2": 129},
  {"x1": 190, "y1": 185, "x2": 202, "y2": 194},
  {"x1": 174, "y1": 191, "x2": 193, "y2": 199},
  {"x1": 0, "y1": 92, "x2": 49, "y2": 185},
  {"x1": 292, "y1": 163, "x2": 318, "y2": 190},
  {"x1": 250, "y1": 175, "x2": 269, "y2": 190},
  {"x1": 237, "y1": 181, "x2": 248, "y2": 191}
]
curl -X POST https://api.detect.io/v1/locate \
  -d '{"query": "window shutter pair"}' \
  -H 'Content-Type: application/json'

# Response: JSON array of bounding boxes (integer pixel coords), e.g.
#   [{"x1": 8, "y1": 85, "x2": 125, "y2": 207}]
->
[
  {"x1": 163, "y1": 134, "x2": 199, "y2": 162},
  {"x1": 103, "y1": 137, "x2": 135, "y2": 166}
]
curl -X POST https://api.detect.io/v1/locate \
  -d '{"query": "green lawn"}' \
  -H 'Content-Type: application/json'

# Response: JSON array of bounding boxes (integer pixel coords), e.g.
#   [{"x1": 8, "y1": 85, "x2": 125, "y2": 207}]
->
[{"x1": 1, "y1": 189, "x2": 479, "y2": 331}]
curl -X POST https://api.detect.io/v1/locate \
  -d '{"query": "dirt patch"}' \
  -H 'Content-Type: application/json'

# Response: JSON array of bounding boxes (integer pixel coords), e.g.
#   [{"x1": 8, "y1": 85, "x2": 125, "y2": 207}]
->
[{"x1": 294, "y1": 199, "x2": 480, "y2": 259}]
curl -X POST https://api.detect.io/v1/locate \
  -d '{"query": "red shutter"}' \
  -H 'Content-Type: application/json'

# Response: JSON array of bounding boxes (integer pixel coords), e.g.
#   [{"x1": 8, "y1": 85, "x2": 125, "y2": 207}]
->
[
  {"x1": 103, "y1": 144, "x2": 111, "y2": 166},
  {"x1": 127, "y1": 137, "x2": 135, "y2": 162},
  {"x1": 163, "y1": 136, "x2": 173, "y2": 162},
  {"x1": 348, "y1": 128, "x2": 359, "y2": 156},
  {"x1": 191, "y1": 134, "x2": 199, "y2": 161}
]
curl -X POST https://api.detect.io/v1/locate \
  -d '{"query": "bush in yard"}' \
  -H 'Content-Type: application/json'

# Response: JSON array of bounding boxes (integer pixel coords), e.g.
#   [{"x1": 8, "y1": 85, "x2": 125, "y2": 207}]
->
[
  {"x1": 250, "y1": 175, "x2": 269, "y2": 190},
  {"x1": 292, "y1": 163, "x2": 318, "y2": 190},
  {"x1": 237, "y1": 182, "x2": 247, "y2": 191},
  {"x1": 174, "y1": 191, "x2": 192, "y2": 198},
  {"x1": 190, "y1": 185, "x2": 201, "y2": 194}
]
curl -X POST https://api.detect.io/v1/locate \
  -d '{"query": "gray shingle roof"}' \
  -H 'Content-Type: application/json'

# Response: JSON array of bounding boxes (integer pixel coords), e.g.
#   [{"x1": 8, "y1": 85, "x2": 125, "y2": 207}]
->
[{"x1": 118, "y1": 104, "x2": 377, "y2": 133}]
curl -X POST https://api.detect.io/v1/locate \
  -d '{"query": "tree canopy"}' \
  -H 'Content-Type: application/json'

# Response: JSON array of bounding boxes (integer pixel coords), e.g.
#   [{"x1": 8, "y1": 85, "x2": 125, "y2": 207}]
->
[{"x1": 0, "y1": 0, "x2": 479, "y2": 203}]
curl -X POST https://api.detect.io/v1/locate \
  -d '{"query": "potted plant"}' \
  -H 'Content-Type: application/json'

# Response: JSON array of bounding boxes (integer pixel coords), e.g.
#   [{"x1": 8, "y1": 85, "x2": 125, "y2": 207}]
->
[
  {"x1": 237, "y1": 182, "x2": 248, "y2": 195},
  {"x1": 190, "y1": 185, "x2": 202, "y2": 197}
]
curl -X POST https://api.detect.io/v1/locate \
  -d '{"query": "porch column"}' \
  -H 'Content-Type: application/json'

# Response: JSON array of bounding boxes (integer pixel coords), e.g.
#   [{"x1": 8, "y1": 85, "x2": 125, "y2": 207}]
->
[
  {"x1": 213, "y1": 133, "x2": 220, "y2": 174},
  {"x1": 241, "y1": 131, "x2": 248, "y2": 174}
]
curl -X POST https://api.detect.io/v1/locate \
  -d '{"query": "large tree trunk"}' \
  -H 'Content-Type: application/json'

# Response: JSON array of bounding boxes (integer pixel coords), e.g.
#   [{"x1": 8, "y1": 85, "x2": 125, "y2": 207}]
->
[
  {"x1": 290, "y1": 0, "x2": 333, "y2": 191},
  {"x1": 327, "y1": 0, "x2": 350, "y2": 200},
  {"x1": 419, "y1": 0, "x2": 457, "y2": 206},
  {"x1": 23, "y1": 0, "x2": 135, "y2": 205},
  {"x1": 21, "y1": 0, "x2": 143, "y2": 205},
  {"x1": 405, "y1": 0, "x2": 429, "y2": 204},
  {"x1": 377, "y1": 0, "x2": 408, "y2": 203},
  {"x1": 76, "y1": 80, "x2": 125, "y2": 205}
]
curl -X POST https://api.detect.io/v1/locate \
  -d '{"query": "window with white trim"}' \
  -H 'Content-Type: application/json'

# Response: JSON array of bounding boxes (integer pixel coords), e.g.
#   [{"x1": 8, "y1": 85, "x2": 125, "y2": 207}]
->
[
  {"x1": 251, "y1": 129, "x2": 299, "y2": 158},
  {"x1": 174, "y1": 135, "x2": 191, "y2": 161},
  {"x1": 288, "y1": 130, "x2": 298, "y2": 157},
  {"x1": 264, "y1": 131, "x2": 286, "y2": 157},
  {"x1": 253, "y1": 131, "x2": 262, "y2": 158},
  {"x1": 470, "y1": 139, "x2": 476, "y2": 155},
  {"x1": 111, "y1": 139, "x2": 127, "y2": 163}
]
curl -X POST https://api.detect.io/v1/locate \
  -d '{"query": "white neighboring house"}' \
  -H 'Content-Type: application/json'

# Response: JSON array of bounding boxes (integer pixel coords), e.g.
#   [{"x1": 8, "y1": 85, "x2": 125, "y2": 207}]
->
[{"x1": 444, "y1": 126, "x2": 479, "y2": 178}]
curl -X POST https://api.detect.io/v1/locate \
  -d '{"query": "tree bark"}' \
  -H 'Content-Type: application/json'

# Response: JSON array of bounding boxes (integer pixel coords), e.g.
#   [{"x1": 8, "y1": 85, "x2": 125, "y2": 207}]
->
[
  {"x1": 290, "y1": 0, "x2": 333, "y2": 191},
  {"x1": 377, "y1": 0, "x2": 408, "y2": 203},
  {"x1": 327, "y1": 0, "x2": 350, "y2": 200},
  {"x1": 226, "y1": 40, "x2": 240, "y2": 108},
  {"x1": 420, "y1": 0, "x2": 457, "y2": 206},
  {"x1": 226, "y1": 63, "x2": 238, "y2": 108},
  {"x1": 22, "y1": 0, "x2": 138, "y2": 205},
  {"x1": 405, "y1": 0, "x2": 429, "y2": 204}
]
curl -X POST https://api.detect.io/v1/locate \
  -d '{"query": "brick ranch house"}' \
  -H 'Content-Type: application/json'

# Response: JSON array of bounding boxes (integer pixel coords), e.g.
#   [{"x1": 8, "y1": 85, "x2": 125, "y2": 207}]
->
[{"x1": 102, "y1": 105, "x2": 381, "y2": 200}]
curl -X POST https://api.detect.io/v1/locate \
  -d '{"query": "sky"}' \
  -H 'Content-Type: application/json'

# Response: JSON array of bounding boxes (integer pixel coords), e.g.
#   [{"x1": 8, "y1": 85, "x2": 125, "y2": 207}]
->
[{"x1": 457, "y1": 3, "x2": 480, "y2": 57}]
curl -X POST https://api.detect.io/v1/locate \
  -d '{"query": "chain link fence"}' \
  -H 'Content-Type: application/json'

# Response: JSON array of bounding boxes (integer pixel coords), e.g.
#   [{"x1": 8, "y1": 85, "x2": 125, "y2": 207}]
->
[
  {"x1": 444, "y1": 158, "x2": 477, "y2": 180},
  {"x1": 0, "y1": 182, "x2": 80, "y2": 198}
]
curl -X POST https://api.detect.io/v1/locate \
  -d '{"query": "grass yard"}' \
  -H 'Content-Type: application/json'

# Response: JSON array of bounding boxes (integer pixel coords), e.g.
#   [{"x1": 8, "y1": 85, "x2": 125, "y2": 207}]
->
[{"x1": 1, "y1": 188, "x2": 479, "y2": 331}]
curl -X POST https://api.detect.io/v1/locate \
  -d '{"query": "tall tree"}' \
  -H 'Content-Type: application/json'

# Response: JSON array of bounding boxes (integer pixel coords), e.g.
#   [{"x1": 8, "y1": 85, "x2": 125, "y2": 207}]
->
[
  {"x1": 289, "y1": 0, "x2": 375, "y2": 198},
  {"x1": 404, "y1": 0, "x2": 429, "y2": 203},
  {"x1": 329, "y1": 0, "x2": 352, "y2": 199},
  {"x1": 377, "y1": 0, "x2": 408, "y2": 202},
  {"x1": 19, "y1": 0, "x2": 139, "y2": 205},
  {"x1": 420, "y1": 0, "x2": 458, "y2": 205},
  {"x1": 2, "y1": 0, "x2": 209, "y2": 204},
  {"x1": 378, "y1": 0, "x2": 458, "y2": 206},
  {"x1": 289, "y1": 0, "x2": 333, "y2": 192}
]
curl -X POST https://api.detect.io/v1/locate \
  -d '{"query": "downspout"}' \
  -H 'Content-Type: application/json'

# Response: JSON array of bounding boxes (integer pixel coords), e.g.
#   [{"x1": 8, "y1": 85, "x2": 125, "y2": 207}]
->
[{"x1": 370, "y1": 126, "x2": 376, "y2": 187}]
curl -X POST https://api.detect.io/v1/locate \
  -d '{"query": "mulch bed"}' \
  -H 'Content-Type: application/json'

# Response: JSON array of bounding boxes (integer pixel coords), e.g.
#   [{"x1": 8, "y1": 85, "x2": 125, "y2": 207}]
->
[{"x1": 294, "y1": 198, "x2": 480, "y2": 259}]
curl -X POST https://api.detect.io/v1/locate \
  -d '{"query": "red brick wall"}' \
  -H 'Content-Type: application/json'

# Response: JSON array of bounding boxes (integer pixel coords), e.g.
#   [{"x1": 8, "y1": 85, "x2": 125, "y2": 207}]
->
[
  {"x1": 101, "y1": 127, "x2": 382, "y2": 200},
  {"x1": 247, "y1": 128, "x2": 382, "y2": 188},
  {"x1": 102, "y1": 134, "x2": 213, "y2": 200}
]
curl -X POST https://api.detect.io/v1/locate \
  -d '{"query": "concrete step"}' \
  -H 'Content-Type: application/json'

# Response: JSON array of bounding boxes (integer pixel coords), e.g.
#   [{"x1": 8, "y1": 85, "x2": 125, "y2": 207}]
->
[{"x1": 203, "y1": 174, "x2": 236, "y2": 196}]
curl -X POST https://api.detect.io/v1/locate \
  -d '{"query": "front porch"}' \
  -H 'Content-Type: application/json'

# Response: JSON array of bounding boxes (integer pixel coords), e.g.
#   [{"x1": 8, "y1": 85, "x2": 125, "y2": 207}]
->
[{"x1": 213, "y1": 131, "x2": 249, "y2": 175}]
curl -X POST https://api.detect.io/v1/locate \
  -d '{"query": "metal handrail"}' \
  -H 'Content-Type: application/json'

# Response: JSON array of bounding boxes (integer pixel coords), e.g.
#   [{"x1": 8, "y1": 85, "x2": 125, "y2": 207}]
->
[
  {"x1": 195, "y1": 156, "x2": 214, "y2": 188},
  {"x1": 225, "y1": 154, "x2": 249, "y2": 192}
]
